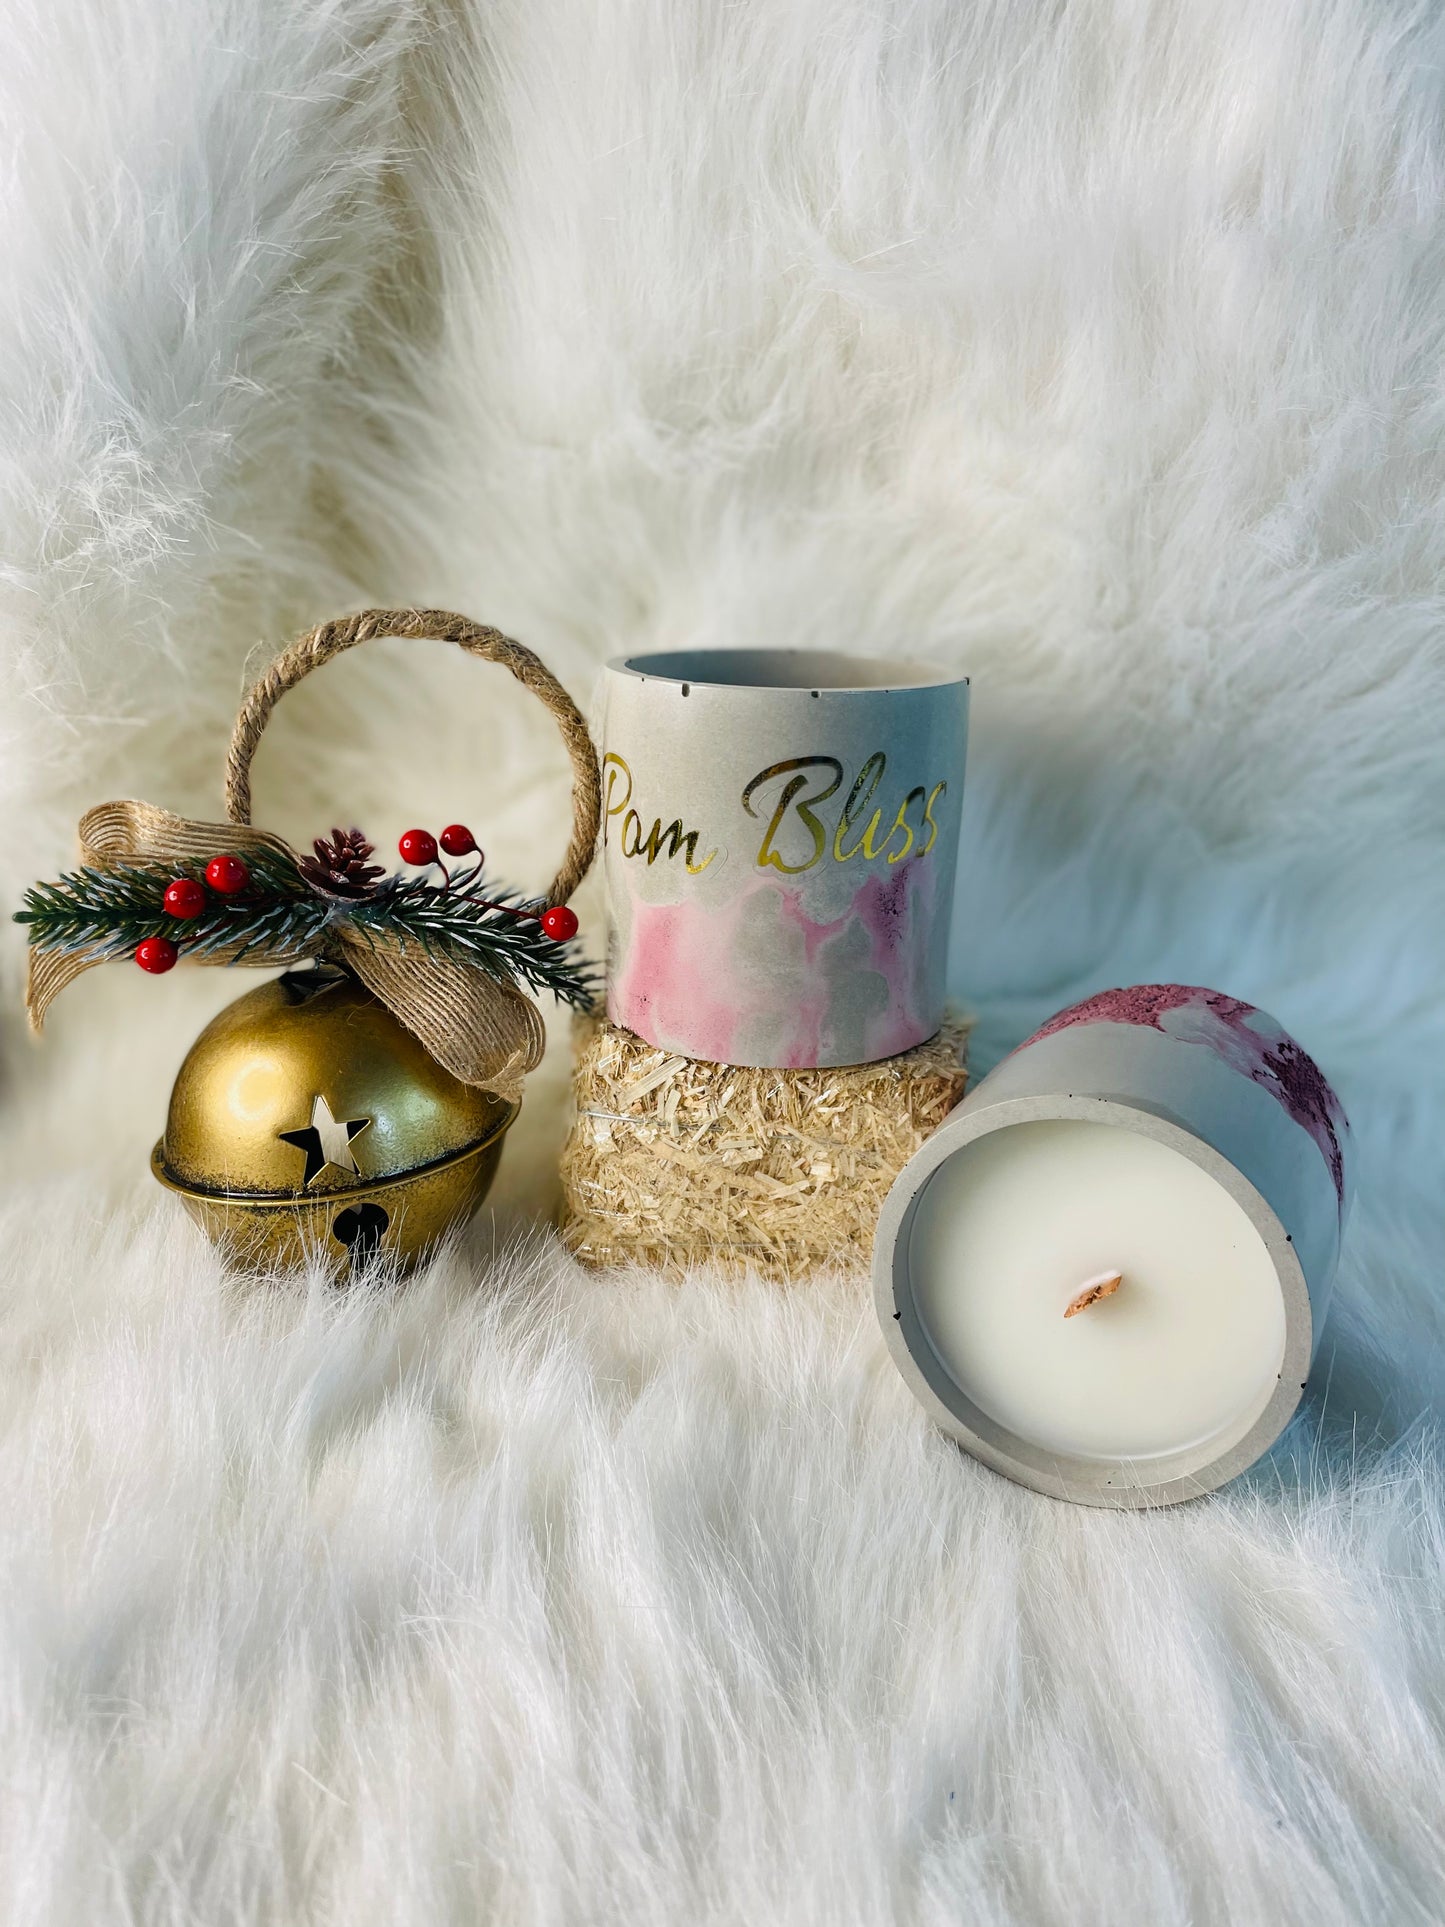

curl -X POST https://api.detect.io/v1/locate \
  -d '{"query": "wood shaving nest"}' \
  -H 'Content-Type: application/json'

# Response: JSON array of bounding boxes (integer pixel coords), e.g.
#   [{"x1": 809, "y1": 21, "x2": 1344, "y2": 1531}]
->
[{"x1": 558, "y1": 1013, "x2": 971, "y2": 1280}]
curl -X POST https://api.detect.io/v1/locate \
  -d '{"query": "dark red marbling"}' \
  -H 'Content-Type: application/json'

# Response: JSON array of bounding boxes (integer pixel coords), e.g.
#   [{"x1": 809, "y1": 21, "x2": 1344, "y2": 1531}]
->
[{"x1": 1027, "y1": 984, "x2": 1349, "y2": 1205}]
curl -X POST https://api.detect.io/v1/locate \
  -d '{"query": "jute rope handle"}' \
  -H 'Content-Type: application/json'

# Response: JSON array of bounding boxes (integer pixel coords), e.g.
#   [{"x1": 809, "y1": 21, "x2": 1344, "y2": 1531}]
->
[{"x1": 224, "y1": 608, "x2": 601, "y2": 905}]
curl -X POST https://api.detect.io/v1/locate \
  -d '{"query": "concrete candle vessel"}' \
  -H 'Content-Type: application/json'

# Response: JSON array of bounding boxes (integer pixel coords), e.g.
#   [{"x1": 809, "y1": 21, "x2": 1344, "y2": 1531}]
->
[
  {"x1": 601, "y1": 647, "x2": 969, "y2": 1069},
  {"x1": 873, "y1": 985, "x2": 1353, "y2": 1508}
]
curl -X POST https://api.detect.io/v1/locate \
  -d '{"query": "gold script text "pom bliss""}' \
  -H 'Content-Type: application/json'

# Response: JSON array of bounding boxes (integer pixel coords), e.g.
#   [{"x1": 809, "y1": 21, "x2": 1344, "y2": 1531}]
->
[{"x1": 604, "y1": 752, "x2": 947, "y2": 877}]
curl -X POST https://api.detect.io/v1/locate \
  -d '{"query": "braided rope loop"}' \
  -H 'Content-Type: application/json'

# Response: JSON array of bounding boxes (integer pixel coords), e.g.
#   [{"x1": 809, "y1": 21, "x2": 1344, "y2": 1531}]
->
[{"x1": 225, "y1": 608, "x2": 601, "y2": 905}]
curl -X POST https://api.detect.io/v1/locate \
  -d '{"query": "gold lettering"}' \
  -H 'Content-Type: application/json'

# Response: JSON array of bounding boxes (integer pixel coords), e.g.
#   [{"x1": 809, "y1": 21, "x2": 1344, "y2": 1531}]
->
[
  {"x1": 832, "y1": 752, "x2": 888, "y2": 862},
  {"x1": 919, "y1": 781, "x2": 947, "y2": 855},
  {"x1": 610, "y1": 747, "x2": 943, "y2": 877},
  {"x1": 743, "y1": 758, "x2": 843, "y2": 873},
  {"x1": 602, "y1": 753, "x2": 633, "y2": 843},
  {"x1": 637, "y1": 818, "x2": 717, "y2": 872},
  {"x1": 883, "y1": 786, "x2": 925, "y2": 863},
  {"x1": 605, "y1": 753, "x2": 716, "y2": 870}
]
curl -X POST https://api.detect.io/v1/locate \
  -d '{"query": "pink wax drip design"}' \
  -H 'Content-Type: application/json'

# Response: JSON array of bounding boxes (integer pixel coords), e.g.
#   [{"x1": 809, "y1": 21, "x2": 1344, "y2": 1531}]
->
[
  {"x1": 855, "y1": 862, "x2": 914, "y2": 967},
  {"x1": 609, "y1": 860, "x2": 932, "y2": 1067},
  {"x1": 608, "y1": 895, "x2": 750, "y2": 1065},
  {"x1": 1029, "y1": 984, "x2": 1349, "y2": 1204},
  {"x1": 848, "y1": 862, "x2": 925, "y2": 1060},
  {"x1": 773, "y1": 890, "x2": 849, "y2": 1066},
  {"x1": 768, "y1": 863, "x2": 928, "y2": 1064}
]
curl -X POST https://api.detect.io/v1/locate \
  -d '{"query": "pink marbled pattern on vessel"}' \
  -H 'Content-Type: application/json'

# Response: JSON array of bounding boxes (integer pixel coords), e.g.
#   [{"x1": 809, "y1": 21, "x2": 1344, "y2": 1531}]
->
[
  {"x1": 608, "y1": 860, "x2": 935, "y2": 1067},
  {"x1": 847, "y1": 863, "x2": 929, "y2": 1060},
  {"x1": 1027, "y1": 984, "x2": 1350, "y2": 1203},
  {"x1": 607, "y1": 896, "x2": 749, "y2": 1065}
]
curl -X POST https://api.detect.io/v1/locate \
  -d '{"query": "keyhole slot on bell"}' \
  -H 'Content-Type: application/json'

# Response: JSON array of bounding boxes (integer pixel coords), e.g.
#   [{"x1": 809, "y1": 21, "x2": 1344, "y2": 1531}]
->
[{"x1": 331, "y1": 1202, "x2": 390, "y2": 1269}]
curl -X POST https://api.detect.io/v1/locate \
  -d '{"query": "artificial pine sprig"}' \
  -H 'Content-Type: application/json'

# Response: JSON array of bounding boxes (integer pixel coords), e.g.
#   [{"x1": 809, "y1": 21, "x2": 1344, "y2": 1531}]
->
[
  {"x1": 15, "y1": 852, "x2": 324, "y2": 963},
  {"x1": 349, "y1": 876, "x2": 591, "y2": 1003},
  {"x1": 14, "y1": 822, "x2": 597, "y2": 1009}
]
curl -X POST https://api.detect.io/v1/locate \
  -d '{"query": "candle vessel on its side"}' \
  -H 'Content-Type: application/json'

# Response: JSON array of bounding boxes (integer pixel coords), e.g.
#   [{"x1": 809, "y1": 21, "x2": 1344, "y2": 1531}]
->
[{"x1": 873, "y1": 985, "x2": 1352, "y2": 1508}]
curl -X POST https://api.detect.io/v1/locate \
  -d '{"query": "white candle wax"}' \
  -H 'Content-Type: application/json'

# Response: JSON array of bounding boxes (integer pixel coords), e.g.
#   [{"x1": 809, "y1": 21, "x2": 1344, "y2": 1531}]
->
[{"x1": 907, "y1": 1118, "x2": 1288, "y2": 1464}]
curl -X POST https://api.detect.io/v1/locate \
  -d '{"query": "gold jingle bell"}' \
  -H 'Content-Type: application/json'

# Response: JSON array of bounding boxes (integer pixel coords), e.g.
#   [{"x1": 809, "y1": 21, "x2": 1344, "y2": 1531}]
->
[
  {"x1": 151, "y1": 967, "x2": 517, "y2": 1277},
  {"x1": 20, "y1": 610, "x2": 601, "y2": 1279}
]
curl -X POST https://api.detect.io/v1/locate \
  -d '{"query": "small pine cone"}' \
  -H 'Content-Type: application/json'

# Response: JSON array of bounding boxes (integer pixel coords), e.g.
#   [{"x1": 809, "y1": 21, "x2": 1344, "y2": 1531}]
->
[{"x1": 298, "y1": 827, "x2": 386, "y2": 899}]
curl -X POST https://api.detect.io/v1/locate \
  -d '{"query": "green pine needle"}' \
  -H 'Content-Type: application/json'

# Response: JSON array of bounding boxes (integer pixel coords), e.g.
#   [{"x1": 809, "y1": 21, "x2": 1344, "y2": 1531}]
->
[
  {"x1": 353, "y1": 877, "x2": 597, "y2": 1006},
  {"x1": 14, "y1": 856, "x2": 598, "y2": 1009}
]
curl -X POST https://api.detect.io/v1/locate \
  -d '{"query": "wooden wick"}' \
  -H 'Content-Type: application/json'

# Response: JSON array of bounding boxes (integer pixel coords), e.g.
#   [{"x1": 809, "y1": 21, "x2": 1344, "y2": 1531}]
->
[{"x1": 1064, "y1": 1269, "x2": 1123, "y2": 1319}]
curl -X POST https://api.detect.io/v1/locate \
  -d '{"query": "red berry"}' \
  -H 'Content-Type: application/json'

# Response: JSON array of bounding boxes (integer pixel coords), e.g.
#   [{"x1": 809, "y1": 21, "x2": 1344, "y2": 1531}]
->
[
  {"x1": 398, "y1": 829, "x2": 438, "y2": 867},
  {"x1": 540, "y1": 905, "x2": 579, "y2": 943},
  {"x1": 135, "y1": 937, "x2": 179, "y2": 974},
  {"x1": 205, "y1": 854, "x2": 250, "y2": 895},
  {"x1": 162, "y1": 877, "x2": 206, "y2": 919},
  {"x1": 439, "y1": 823, "x2": 477, "y2": 857}
]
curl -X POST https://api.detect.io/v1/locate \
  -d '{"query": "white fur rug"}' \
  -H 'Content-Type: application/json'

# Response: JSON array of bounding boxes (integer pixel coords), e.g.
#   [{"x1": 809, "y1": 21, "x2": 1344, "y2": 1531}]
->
[{"x1": 3, "y1": 0, "x2": 1444, "y2": 1919}]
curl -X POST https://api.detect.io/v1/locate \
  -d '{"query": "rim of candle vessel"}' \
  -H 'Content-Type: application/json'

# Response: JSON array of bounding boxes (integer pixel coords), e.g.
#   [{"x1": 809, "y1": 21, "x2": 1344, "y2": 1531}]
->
[
  {"x1": 872, "y1": 1092, "x2": 1313, "y2": 1511},
  {"x1": 606, "y1": 647, "x2": 967, "y2": 693}
]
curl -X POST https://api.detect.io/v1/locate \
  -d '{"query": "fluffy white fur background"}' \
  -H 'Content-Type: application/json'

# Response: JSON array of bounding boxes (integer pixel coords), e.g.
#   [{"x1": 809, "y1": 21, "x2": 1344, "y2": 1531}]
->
[{"x1": 2, "y1": 0, "x2": 1444, "y2": 1919}]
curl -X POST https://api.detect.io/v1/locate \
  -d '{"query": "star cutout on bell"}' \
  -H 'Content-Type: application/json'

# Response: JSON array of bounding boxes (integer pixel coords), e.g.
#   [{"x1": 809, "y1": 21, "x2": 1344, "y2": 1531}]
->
[{"x1": 278, "y1": 1094, "x2": 371, "y2": 1188}]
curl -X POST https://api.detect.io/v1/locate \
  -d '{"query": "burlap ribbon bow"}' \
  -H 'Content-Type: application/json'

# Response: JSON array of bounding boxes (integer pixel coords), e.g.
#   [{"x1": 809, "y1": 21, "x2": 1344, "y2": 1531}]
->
[{"x1": 25, "y1": 609, "x2": 602, "y2": 1103}]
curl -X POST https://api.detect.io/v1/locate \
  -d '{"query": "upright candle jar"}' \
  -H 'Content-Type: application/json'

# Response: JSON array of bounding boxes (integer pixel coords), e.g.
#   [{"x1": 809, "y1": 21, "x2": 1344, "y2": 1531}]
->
[
  {"x1": 874, "y1": 985, "x2": 1353, "y2": 1507},
  {"x1": 600, "y1": 649, "x2": 969, "y2": 1069}
]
